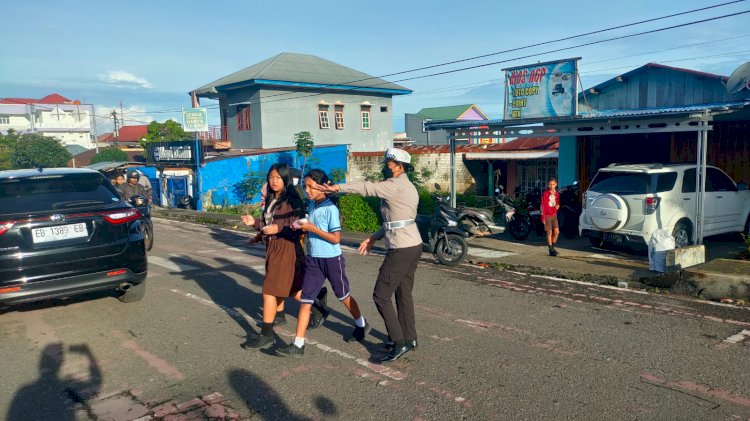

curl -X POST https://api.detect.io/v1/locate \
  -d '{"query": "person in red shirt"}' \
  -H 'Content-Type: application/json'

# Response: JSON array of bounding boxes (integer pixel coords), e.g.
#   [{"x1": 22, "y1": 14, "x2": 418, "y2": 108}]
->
[{"x1": 541, "y1": 178, "x2": 561, "y2": 256}]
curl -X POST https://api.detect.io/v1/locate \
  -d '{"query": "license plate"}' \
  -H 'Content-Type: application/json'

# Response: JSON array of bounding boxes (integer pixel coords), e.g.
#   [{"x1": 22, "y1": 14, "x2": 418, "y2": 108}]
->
[
  {"x1": 602, "y1": 232, "x2": 624, "y2": 243},
  {"x1": 32, "y1": 223, "x2": 88, "y2": 244},
  {"x1": 530, "y1": 210, "x2": 541, "y2": 216}
]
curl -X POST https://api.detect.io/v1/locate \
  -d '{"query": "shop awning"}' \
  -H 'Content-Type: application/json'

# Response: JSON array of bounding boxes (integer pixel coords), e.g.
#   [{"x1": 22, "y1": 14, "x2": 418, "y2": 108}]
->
[{"x1": 464, "y1": 151, "x2": 558, "y2": 160}]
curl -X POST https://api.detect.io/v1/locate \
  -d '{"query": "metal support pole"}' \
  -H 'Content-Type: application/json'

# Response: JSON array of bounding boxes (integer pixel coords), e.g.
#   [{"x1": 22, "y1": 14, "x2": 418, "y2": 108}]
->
[
  {"x1": 698, "y1": 122, "x2": 708, "y2": 245},
  {"x1": 449, "y1": 135, "x2": 457, "y2": 207},
  {"x1": 694, "y1": 128, "x2": 703, "y2": 245}
]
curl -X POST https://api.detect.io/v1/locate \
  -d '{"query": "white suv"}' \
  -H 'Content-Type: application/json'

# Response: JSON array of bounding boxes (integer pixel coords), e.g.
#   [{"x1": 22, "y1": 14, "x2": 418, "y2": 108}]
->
[{"x1": 579, "y1": 164, "x2": 750, "y2": 248}]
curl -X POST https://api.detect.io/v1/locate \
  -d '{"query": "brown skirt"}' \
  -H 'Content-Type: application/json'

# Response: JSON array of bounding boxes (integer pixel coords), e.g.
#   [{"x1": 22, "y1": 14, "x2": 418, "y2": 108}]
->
[{"x1": 262, "y1": 237, "x2": 303, "y2": 297}]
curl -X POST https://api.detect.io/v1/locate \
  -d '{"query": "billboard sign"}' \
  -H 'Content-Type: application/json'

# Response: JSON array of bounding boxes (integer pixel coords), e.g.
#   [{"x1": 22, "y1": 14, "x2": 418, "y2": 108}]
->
[
  {"x1": 182, "y1": 107, "x2": 208, "y2": 132},
  {"x1": 146, "y1": 141, "x2": 201, "y2": 165},
  {"x1": 503, "y1": 58, "x2": 579, "y2": 120}
]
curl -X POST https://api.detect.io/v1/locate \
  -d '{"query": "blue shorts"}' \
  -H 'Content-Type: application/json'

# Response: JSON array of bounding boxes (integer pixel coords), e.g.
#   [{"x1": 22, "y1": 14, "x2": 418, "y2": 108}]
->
[{"x1": 301, "y1": 255, "x2": 351, "y2": 304}]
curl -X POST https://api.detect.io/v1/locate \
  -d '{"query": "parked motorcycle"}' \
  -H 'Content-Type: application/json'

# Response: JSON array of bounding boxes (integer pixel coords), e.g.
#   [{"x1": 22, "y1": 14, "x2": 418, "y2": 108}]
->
[
  {"x1": 416, "y1": 192, "x2": 469, "y2": 266},
  {"x1": 557, "y1": 181, "x2": 581, "y2": 239},
  {"x1": 130, "y1": 195, "x2": 154, "y2": 252},
  {"x1": 433, "y1": 184, "x2": 504, "y2": 239},
  {"x1": 495, "y1": 187, "x2": 531, "y2": 241}
]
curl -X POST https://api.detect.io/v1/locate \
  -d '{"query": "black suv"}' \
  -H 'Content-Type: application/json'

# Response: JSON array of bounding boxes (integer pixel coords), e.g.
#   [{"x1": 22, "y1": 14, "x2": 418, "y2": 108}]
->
[{"x1": 0, "y1": 168, "x2": 147, "y2": 306}]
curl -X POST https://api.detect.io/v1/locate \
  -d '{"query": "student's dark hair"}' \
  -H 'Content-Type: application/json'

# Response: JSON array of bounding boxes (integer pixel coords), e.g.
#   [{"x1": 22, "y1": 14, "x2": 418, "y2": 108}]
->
[
  {"x1": 305, "y1": 168, "x2": 339, "y2": 206},
  {"x1": 265, "y1": 163, "x2": 304, "y2": 215},
  {"x1": 548, "y1": 177, "x2": 558, "y2": 182}
]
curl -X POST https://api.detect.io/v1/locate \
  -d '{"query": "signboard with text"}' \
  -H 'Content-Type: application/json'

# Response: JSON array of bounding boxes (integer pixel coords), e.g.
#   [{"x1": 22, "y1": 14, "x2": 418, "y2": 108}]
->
[
  {"x1": 503, "y1": 58, "x2": 579, "y2": 120},
  {"x1": 146, "y1": 141, "x2": 201, "y2": 165},
  {"x1": 182, "y1": 107, "x2": 208, "y2": 132}
]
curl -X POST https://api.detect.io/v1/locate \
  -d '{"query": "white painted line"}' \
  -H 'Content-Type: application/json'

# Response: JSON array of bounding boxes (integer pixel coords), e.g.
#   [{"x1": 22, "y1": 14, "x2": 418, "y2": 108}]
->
[
  {"x1": 249, "y1": 265, "x2": 265, "y2": 272},
  {"x1": 149, "y1": 256, "x2": 199, "y2": 272},
  {"x1": 723, "y1": 330, "x2": 750, "y2": 344},
  {"x1": 169, "y1": 288, "x2": 407, "y2": 381}
]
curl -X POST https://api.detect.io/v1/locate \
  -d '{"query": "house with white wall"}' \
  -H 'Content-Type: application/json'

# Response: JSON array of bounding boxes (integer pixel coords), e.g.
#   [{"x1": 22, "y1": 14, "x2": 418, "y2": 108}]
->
[{"x1": 0, "y1": 94, "x2": 94, "y2": 152}]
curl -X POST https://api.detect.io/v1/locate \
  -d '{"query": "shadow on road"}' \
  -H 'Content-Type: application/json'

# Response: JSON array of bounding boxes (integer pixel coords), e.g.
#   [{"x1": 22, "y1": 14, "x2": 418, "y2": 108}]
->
[
  {"x1": 167, "y1": 254, "x2": 265, "y2": 341},
  {"x1": 6, "y1": 343, "x2": 102, "y2": 421},
  {"x1": 228, "y1": 368, "x2": 338, "y2": 420}
]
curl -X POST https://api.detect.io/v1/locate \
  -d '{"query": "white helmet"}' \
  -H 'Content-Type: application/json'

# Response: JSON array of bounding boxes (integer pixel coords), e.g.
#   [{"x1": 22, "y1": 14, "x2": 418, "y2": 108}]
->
[{"x1": 382, "y1": 148, "x2": 414, "y2": 171}]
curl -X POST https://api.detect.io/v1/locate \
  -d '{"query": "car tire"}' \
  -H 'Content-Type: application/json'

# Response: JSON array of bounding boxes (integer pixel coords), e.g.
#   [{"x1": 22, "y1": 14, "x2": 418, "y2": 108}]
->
[
  {"x1": 672, "y1": 222, "x2": 693, "y2": 248},
  {"x1": 588, "y1": 235, "x2": 604, "y2": 248},
  {"x1": 118, "y1": 282, "x2": 146, "y2": 303}
]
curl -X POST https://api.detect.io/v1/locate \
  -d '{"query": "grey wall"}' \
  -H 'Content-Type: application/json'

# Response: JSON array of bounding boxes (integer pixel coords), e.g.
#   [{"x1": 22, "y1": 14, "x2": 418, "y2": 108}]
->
[
  {"x1": 405, "y1": 113, "x2": 450, "y2": 145},
  {"x1": 222, "y1": 86, "x2": 396, "y2": 152},
  {"x1": 578, "y1": 67, "x2": 746, "y2": 111}
]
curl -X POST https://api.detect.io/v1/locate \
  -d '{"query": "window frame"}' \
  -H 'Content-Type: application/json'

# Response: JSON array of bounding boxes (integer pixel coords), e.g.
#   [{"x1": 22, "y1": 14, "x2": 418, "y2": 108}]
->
[
  {"x1": 360, "y1": 106, "x2": 371, "y2": 130},
  {"x1": 334, "y1": 105, "x2": 345, "y2": 130},
  {"x1": 318, "y1": 105, "x2": 330, "y2": 129},
  {"x1": 0, "y1": 116, "x2": 9, "y2": 125},
  {"x1": 236, "y1": 105, "x2": 251, "y2": 131},
  {"x1": 380, "y1": 106, "x2": 388, "y2": 113}
]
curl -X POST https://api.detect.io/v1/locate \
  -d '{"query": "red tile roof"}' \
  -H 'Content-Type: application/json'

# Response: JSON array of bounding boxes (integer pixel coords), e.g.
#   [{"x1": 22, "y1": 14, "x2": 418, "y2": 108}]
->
[
  {"x1": 98, "y1": 125, "x2": 149, "y2": 143},
  {"x1": 351, "y1": 137, "x2": 559, "y2": 157},
  {"x1": 0, "y1": 93, "x2": 73, "y2": 104},
  {"x1": 68, "y1": 148, "x2": 146, "y2": 167}
]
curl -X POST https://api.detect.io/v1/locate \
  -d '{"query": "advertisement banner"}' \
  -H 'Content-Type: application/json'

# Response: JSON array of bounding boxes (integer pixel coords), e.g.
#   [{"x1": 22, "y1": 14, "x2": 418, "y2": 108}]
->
[
  {"x1": 146, "y1": 141, "x2": 201, "y2": 165},
  {"x1": 503, "y1": 58, "x2": 579, "y2": 120},
  {"x1": 182, "y1": 107, "x2": 208, "y2": 132}
]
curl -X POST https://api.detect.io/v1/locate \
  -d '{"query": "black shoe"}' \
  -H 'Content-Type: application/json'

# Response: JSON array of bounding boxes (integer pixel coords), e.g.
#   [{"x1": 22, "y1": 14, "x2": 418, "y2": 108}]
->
[
  {"x1": 241, "y1": 334, "x2": 274, "y2": 349},
  {"x1": 309, "y1": 303, "x2": 329, "y2": 330},
  {"x1": 379, "y1": 345, "x2": 411, "y2": 364},
  {"x1": 384, "y1": 339, "x2": 418, "y2": 350},
  {"x1": 256, "y1": 314, "x2": 287, "y2": 327},
  {"x1": 316, "y1": 287, "x2": 328, "y2": 309},
  {"x1": 346, "y1": 321, "x2": 371, "y2": 343},
  {"x1": 551, "y1": 247, "x2": 558, "y2": 257},
  {"x1": 275, "y1": 343, "x2": 305, "y2": 358}
]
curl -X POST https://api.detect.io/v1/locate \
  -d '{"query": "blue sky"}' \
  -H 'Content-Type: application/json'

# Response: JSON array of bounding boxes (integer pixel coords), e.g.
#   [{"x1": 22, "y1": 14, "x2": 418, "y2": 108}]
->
[{"x1": 1, "y1": 0, "x2": 748, "y2": 134}]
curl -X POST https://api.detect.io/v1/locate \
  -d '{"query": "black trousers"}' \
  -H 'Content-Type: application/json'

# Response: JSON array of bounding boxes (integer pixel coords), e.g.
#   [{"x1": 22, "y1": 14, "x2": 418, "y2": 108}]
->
[{"x1": 373, "y1": 245, "x2": 422, "y2": 344}]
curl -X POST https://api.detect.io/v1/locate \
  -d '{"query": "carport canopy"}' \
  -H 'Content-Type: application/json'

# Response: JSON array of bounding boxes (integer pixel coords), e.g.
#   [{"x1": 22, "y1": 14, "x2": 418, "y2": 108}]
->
[{"x1": 425, "y1": 101, "x2": 750, "y2": 246}]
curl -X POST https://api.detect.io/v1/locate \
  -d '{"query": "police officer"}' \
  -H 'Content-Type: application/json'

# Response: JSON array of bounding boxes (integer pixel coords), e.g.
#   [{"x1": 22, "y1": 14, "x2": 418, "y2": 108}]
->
[
  {"x1": 318, "y1": 148, "x2": 421, "y2": 363},
  {"x1": 119, "y1": 170, "x2": 148, "y2": 200}
]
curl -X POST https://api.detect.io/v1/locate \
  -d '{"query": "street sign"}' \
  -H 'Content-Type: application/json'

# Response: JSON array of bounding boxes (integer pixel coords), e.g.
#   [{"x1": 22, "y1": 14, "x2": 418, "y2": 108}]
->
[
  {"x1": 182, "y1": 107, "x2": 208, "y2": 132},
  {"x1": 146, "y1": 141, "x2": 201, "y2": 165},
  {"x1": 503, "y1": 58, "x2": 579, "y2": 120}
]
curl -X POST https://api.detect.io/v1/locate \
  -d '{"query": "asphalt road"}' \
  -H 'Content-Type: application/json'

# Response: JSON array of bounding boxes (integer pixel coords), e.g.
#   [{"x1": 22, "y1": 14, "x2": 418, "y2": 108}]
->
[{"x1": 1, "y1": 218, "x2": 749, "y2": 421}]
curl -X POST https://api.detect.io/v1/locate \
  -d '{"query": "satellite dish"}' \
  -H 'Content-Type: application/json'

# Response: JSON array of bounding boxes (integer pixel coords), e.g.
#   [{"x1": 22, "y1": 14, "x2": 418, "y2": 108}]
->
[{"x1": 725, "y1": 62, "x2": 750, "y2": 94}]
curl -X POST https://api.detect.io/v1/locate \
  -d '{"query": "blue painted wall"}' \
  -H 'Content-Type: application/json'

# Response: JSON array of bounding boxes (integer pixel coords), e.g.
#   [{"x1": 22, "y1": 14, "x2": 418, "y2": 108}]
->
[
  {"x1": 557, "y1": 136, "x2": 578, "y2": 186},
  {"x1": 199, "y1": 145, "x2": 348, "y2": 207}
]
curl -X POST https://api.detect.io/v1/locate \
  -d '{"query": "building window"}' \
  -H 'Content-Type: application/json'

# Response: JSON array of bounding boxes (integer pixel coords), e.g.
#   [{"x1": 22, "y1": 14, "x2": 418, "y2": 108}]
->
[
  {"x1": 318, "y1": 105, "x2": 330, "y2": 129},
  {"x1": 360, "y1": 106, "x2": 371, "y2": 130},
  {"x1": 237, "y1": 106, "x2": 251, "y2": 131},
  {"x1": 334, "y1": 105, "x2": 344, "y2": 130},
  {"x1": 0, "y1": 116, "x2": 9, "y2": 125},
  {"x1": 380, "y1": 106, "x2": 388, "y2": 113}
]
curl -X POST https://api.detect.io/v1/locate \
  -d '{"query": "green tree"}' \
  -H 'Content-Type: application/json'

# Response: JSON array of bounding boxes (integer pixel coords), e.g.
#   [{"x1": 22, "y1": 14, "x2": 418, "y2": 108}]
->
[
  {"x1": 330, "y1": 167, "x2": 347, "y2": 184},
  {"x1": 7, "y1": 132, "x2": 71, "y2": 169},
  {"x1": 140, "y1": 119, "x2": 189, "y2": 149},
  {"x1": 293, "y1": 131, "x2": 314, "y2": 175},
  {"x1": 0, "y1": 129, "x2": 20, "y2": 170},
  {"x1": 90, "y1": 147, "x2": 129, "y2": 164},
  {"x1": 233, "y1": 170, "x2": 266, "y2": 204}
]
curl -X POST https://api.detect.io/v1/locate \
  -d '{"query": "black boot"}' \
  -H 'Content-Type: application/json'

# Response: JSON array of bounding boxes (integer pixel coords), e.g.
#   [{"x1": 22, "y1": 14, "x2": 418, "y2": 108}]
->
[{"x1": 242, "y1": 323, "x2": 275, "y2": 349}]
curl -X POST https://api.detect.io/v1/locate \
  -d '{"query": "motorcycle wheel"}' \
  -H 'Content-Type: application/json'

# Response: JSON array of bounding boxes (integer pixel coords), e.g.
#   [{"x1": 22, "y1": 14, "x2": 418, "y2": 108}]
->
[
  {"x1": 435, "y1": 234, "x2": 468, "y2": 266},
  {"x1": 142, "y1": 223, "x2": 154, "y2": 252},
  {"x1": 508, "y1": 218, "x2": 530, "y2": 241},
  {"x1": 459, "y1": 216, "x2": 489, "y2": 237}
]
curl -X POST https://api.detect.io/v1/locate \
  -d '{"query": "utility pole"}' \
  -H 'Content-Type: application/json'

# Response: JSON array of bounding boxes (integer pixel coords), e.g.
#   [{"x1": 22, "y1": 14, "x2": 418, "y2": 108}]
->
[
  {"x1": 120, "y1": 100, "x2": 124, "y2": 129},
  {"x1": 91, "y1": 104, "x2": 99, "y2": 154},
  {"x1": 112, "y1": 110, "x2": 120, "y2": 149}
]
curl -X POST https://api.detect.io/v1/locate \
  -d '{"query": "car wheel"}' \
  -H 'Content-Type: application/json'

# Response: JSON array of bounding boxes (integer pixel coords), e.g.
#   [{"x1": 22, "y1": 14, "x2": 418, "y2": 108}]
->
[
  {"x1": 672, "y1": 222, "x2": 692, "y2": 248},
  {"x1": 118, "y1": 282, "x2": 146, "y2": 303},
  {"x1": 588, "y1": 235, "x2": 604, "y2": 248}
]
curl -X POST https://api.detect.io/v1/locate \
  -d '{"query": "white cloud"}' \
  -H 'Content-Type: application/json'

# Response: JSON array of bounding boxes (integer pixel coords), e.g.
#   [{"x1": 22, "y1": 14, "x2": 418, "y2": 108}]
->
[
  {"x1": 100, "y1": 70, "x2": 153, "y2": 89},
  {"x1": 94, "y1": 104, "x2": 159, "y2": 134}
]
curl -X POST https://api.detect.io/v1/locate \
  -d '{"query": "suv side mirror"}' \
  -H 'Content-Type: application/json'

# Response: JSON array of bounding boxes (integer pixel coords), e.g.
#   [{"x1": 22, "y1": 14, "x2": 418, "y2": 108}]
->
[{"x1": 738, "y1": 182, "x2": 748, "y2": 191}]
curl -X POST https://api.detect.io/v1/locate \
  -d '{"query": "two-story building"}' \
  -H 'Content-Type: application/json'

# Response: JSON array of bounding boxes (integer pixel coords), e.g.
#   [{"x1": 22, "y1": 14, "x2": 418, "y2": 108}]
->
[
  {"x1": 405, "y1": 104, "x2": 488, "y2": 145},
  {"x1": 0, "y1": 94, "x2": 94, "y2": 152},
  {"x1": 192, "y1": 53, "x2": 412, "y2": 152}
]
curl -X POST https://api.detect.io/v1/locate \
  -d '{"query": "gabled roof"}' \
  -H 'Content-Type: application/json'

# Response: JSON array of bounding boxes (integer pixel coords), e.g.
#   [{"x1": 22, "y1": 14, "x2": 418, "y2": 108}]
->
[
  {"x1": 97, "y1": 125, "x2": 149, "y2": 143},
  {"x1": 579, "y1": 62, "x2": 728, "y2": 100},
  {"x1": 0, "y1": 93, "x2": 73, "y2": 105},
  {"x1": 415, "y1": 104, "x2": 488, "y2": 120},
  {"x1": 193, "y1": 52, "x2": 411, "y2": 97}
]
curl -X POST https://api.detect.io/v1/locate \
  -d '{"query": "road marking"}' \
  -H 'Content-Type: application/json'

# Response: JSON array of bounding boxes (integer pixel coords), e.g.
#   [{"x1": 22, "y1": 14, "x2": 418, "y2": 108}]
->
[
  {"x1": 149, "y1": 256, "x2": 199, "y2": 272},
  {"x1": 723, "y1": 330, "x2": 750, "y2": 344},
  {"x1": 468, "y1": 249, "x2": 516, "y2": 259},
  {"x1": 169, "y1": 288, "x2": 407, "y2": 381}
]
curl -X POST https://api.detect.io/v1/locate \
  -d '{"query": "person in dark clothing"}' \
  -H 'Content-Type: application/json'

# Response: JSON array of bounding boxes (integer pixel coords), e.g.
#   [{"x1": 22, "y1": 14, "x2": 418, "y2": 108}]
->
[{"x1": 118, "y1": 170, "x2": 147, "y2": 200}]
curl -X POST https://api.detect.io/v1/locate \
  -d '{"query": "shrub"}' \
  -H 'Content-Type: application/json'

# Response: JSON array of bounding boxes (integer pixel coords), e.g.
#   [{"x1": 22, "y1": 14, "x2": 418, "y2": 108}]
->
[
  {"x1": 339, "y1": 195, "x2": 382, "y2": 233},
  {"x1": 417, "y1": 187, "x2": 436, "y2": 215},
  {"x1": 90, "y1": 147, "x2": 129, "y2": 164}
]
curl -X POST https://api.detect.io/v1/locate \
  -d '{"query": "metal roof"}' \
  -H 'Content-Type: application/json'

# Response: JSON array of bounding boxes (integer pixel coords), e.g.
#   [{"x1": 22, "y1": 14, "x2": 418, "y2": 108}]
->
[
  {"x1": 425, "y1": 101, "x2": 750, "y2": 130},
  {"x1": 193, "y1": 53, "x2": 411, "y2": 97}
]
